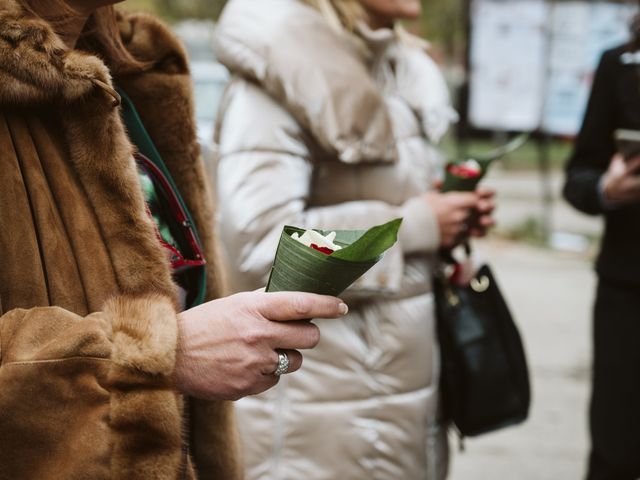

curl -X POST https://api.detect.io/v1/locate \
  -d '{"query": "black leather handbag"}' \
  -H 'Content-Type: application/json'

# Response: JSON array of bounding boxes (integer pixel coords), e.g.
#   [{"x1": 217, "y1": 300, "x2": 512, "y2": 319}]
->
[{"x1": 434, "y1": 262, "x2": 531, "y2": 437}]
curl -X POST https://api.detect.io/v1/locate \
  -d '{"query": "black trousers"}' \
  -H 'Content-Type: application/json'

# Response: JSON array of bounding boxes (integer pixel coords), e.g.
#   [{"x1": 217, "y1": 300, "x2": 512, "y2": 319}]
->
[{"x1": 587, "y1": 279, "x2": 640, "y2": 480}]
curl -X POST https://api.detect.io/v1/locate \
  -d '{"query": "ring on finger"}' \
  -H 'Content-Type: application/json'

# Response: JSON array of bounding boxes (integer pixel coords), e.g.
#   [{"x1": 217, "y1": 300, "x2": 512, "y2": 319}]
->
[{"x1": 273, "y1": 350, "x2": 290, "y2": 376}]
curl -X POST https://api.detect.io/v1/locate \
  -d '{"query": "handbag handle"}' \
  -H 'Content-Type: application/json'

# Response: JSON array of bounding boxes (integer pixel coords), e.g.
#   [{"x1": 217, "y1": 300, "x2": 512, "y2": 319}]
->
[{"x1": 439, "y1": 241, "x2": 472, "y2": 265}]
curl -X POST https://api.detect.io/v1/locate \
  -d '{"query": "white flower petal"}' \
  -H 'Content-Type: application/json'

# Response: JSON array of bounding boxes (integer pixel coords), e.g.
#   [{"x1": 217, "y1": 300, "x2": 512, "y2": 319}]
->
[
  {"x1": 463, "y1": 159, "x2": 481, "y2": 172},
  {"x1": 290, "y1": 229, "x2": 342, "y2": 250}
]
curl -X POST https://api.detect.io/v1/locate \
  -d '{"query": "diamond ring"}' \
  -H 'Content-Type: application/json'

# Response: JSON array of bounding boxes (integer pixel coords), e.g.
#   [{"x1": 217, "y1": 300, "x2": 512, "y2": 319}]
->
[{"x1": 273, "y1": 351, "x2": 290, "y2": 376}]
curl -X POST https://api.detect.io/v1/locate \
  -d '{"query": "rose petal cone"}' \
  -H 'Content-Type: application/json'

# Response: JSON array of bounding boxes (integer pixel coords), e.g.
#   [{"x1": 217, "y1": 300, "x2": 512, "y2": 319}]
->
[
  {"x1": 441, "y1": 134, "x2": 529, "y2": 192},
  {"x1": 266, "y1": 226, "x2": 378, "y2": 296},
  {"x1": 441, "y1": 160, "x2": 489, "y2": 192}
]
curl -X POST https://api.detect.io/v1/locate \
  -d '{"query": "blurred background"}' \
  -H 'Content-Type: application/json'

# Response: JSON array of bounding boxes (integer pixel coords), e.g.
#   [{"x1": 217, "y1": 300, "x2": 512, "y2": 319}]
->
[{"x1": 121, "y1": 1, "x2": 638, "y2": 478}]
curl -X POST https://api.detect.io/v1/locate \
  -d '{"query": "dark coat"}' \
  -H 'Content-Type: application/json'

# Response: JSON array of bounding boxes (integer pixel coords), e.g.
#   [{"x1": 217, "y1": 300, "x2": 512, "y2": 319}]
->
[{"x1": 564, "y1": 45, "x2": 640, "y2": 286}]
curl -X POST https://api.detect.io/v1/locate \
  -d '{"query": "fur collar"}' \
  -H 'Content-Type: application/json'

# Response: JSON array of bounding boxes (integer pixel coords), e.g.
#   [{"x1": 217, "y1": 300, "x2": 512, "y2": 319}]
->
[
  {"x1": 0, "y1": 0, "x2": 119, "y2": 107},
  {"x1": 0, "y1": 0, "x2": 225, "y2": 301}
]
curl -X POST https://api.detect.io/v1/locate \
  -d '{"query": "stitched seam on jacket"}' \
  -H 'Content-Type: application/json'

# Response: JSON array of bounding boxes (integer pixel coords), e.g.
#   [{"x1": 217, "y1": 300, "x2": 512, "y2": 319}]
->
[
  {"x1": 3, "y1": 356, "x2": 111, "y2": 366},
  {"x1": 241, "y1": 384, "x2": 439, "y2": 407}
]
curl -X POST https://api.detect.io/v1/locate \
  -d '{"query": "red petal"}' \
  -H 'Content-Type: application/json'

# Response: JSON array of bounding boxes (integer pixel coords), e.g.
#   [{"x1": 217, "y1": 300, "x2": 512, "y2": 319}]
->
[
  {"x1": 449, "y1": 263, "x2": 463, "y2": 284},
  {"x1": 447, "y1": 164, "x2": 481, "y2": 179},
  {"x1": 310, "y1": 243, "x2": 334, "y2": 255}
]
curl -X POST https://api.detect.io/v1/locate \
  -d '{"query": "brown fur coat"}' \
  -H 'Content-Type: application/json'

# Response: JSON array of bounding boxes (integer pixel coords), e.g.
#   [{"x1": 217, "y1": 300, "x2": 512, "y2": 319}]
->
[{"x1": 0, "y1": 1, "x2": 240, "y2": 478}]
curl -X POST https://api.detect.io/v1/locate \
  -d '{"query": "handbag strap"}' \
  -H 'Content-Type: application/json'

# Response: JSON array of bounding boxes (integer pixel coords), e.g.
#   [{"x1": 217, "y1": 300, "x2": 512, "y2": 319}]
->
[
  {"x1": 439, "y1": 242, "x2": 472, "y2": 266},
  {"x1": 118, "y1": 88, "x2": 207, "y2": 308}
]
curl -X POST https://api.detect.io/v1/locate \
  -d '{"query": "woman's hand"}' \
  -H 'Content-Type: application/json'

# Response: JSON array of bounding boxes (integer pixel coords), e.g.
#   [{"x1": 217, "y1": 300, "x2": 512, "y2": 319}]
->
[
  {"x1": 425, "y1": 190, "x2": 493, "y2": 248},
  {"x1": 602, "y1": 154, "x2": 640, "y2": 205},
  {"x1": 174, "y1": 291, "x2": 348, "y2": 401},
  {"x1": 469, "y1": 187, "x2": 496, "y2": 238}
]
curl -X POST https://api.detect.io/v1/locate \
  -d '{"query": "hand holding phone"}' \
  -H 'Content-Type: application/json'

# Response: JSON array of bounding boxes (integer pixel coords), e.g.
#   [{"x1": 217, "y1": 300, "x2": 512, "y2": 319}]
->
[
  {"x1": 602, "y1": 153, "x2": 640, "y2": 205},
  {"x1": 614, "y1": 129, "x2": 640, "y2": 161}
]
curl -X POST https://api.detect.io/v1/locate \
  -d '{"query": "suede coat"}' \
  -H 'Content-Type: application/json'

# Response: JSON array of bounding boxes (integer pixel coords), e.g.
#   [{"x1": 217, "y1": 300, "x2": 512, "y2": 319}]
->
[{"x1": 0, "y1": 2, "x2": 241, "y2": 479}]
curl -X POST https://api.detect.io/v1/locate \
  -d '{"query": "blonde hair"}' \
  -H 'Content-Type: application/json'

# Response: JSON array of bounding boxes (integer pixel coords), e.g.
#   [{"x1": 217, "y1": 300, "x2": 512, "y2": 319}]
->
[{"x1": 302, "y1": 0, "x2": 366, "y2": 32}]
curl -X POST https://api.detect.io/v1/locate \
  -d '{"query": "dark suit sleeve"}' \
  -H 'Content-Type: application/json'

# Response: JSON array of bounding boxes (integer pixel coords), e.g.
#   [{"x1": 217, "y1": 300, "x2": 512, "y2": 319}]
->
[{"x1": 563, "y1": 50, "x2": 618, "y2": 215}]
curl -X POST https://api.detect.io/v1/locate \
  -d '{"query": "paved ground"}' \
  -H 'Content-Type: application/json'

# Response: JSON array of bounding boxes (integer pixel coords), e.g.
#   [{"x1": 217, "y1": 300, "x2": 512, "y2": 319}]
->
[
  {"x1": 484, "y1": 168, "x2": 603, "y2": 239},
  {"x1": 449, "y1": 170, "x2": 600, "y2": 480}
]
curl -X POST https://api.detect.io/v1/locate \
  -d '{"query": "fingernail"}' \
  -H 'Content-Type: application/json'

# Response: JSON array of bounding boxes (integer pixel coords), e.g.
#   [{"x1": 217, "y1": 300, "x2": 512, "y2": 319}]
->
[{"x1": 338, "y1": 302, "x2": 349, "y2": 316}]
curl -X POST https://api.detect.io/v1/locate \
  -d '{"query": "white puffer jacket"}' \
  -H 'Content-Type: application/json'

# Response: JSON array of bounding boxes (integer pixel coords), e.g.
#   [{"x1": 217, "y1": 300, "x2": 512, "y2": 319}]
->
[{"x1": 214, "y1": 1, "x2": 458, "y2": 478}]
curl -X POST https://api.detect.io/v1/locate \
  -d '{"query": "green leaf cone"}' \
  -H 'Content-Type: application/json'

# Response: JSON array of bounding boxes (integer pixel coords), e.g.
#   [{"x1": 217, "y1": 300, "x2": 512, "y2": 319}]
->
[
  {"x1": 266, "y1": 219, "x2": 402, "y2": 296},
  {"x1": 442, "y1": 133, "x2": 529, "y2": 192},
  {"x1": 441, "y1": 160, "x2": 489, "y2": 192}
]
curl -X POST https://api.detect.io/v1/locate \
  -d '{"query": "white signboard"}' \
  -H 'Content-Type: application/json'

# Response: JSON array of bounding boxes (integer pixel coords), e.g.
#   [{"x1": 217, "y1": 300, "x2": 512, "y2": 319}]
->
[
  {"x1": 542, "y1": 2, "x2": 635, "y2": 135},
  {"x1": 469, "y1": 0, "x2": 637, "y2": 135},
  {"x1": 469, "y1": 0, "x2": 549, "y2": 131}
]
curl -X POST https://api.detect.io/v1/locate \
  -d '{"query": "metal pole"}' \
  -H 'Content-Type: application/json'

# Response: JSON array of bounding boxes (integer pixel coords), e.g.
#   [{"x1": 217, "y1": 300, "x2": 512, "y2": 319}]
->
[
  {"x1": 537, "y1": 132, "x2": 554, "y2": 243},
  {"x1": 457, "y1": 0, "x2": 473, "y2": 160},
  {"x1": 537, "y1": 0, "x2": 556, "y2": 245}
]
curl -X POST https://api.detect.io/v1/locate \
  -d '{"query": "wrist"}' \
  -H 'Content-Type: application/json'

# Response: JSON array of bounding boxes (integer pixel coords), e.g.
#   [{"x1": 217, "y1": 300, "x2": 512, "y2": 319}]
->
[
  {"x1": 598, "y1": 174, "x2": 620, "y2": 209},
  {"x1": 399, "y1": 196, "x2": 441, "y2": 253}
]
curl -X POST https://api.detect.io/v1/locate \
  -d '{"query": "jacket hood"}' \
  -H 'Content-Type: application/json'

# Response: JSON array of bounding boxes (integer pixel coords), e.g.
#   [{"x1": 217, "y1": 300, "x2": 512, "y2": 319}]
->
[
  {"x1": 214, "y1": 0, "x2": 397, "y2": 164},
  {"x1": 356, "y1": 22, "x2": 458, "y2": 143}
]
